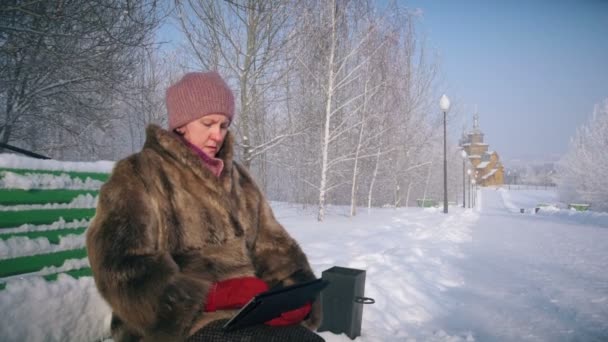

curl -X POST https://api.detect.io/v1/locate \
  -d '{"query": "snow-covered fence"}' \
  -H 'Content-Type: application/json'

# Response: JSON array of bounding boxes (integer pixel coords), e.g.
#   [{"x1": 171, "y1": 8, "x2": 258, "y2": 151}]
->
[{"x1": 0, "y1": 154, "x2": 115, "y2": 341}]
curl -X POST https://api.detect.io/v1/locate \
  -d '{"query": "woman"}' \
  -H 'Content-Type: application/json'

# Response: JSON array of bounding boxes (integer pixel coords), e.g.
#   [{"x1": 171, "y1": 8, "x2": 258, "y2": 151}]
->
[{"x1": 86, "y1": 72, "x2": 322, "y2": 341}]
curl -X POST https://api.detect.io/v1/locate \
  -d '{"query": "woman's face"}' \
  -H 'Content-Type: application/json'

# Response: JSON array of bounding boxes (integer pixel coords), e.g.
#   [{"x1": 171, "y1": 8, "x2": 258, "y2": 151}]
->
[{"x1": 177, "y1": 114, "x2": 229, "y2": 157}]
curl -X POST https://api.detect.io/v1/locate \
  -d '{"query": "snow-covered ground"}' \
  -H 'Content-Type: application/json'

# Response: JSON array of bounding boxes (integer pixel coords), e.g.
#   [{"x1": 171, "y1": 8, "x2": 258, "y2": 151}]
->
[
  {"x1": 1, "y1": 183, "x2": 608, "y2": 341},
  {"x1": 432, "y1": 189, "x2": 608, "y2": 342}
]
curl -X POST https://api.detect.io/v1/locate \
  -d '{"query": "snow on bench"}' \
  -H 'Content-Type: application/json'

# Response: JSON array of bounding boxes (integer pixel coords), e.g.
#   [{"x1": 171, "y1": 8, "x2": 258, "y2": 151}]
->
[{"x1": 0, "y1": 154, "x2": 114, "y2": 341}]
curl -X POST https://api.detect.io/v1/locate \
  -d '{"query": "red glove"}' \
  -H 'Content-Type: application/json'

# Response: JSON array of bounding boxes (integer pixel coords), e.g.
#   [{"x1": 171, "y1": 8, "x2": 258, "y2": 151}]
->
[
  {"x1": 204, "y1": 277, "x2": 269, "y2": 312},
  {"x1": 265, "y1": 302, "x2": 312, "y2": 326}
]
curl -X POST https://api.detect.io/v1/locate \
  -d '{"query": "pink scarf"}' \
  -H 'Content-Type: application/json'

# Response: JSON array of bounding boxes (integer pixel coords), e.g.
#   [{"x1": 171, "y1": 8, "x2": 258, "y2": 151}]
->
[{"x1": 180, "y1": 138, "x2": 224, "y2": 178}]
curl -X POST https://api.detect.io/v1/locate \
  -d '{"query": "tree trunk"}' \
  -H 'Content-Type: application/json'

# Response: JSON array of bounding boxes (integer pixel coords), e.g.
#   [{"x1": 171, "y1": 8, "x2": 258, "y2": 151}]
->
[
  {"x1": 350, "y1": 89, "x2": 368, "y2": 217},
  {"x1": 367, "y1": 148, "x2": 381, "y2": 210},
  {"x1": 405, "y1": 181, "x2": 412, "y2": 207},
  {"x1": 317, "y1": 0, "x2": 337, "y2": 222},
  {"x1": 422, "y1": 162, "x2": 433, "y2": 207}
]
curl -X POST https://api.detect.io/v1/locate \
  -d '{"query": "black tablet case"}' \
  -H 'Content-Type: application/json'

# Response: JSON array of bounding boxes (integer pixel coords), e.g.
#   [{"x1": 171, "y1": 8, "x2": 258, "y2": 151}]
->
[{"x1": 222, "y1": 278, "x2": 329, "y2": 331}]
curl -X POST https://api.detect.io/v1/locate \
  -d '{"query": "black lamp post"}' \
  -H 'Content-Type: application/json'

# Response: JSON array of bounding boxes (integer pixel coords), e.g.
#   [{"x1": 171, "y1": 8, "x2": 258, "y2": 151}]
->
[
  {"x1": 467, "y1": 169, "x2": 472, "y2": 208},
  {"x1": 474, "y1": 170, "x2": 479, "y2": 207},
  {"x1": 461, "y1": 150, "x2": 467, "y2": 208},
  {"x1": 472, "y1": 179, "x2": 477, "y2": 207},
  {"x1": 440, "y1": 94, "x2": 451, "y2": 214}
]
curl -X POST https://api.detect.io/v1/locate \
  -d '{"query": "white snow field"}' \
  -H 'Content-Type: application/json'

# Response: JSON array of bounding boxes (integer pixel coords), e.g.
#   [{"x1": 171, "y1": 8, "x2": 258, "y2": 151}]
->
[
  {"x1": 427, "y1": 189, "x2": 608, "y2": 342},
  {"x1": 1, "y1": 155, "x2": 607, "y2": 341}
]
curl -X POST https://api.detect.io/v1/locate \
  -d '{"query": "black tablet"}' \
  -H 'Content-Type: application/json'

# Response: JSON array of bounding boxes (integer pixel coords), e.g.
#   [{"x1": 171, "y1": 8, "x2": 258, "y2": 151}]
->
[{"x1": 222, "y1": 278, "x2": 329, "y2": 331}]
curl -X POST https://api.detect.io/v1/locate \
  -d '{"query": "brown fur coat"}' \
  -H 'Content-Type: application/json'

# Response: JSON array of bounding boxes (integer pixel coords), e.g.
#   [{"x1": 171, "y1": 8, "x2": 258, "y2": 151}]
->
[{"x1": 86, "y1": 125, "x2": 320, "y2": 341}]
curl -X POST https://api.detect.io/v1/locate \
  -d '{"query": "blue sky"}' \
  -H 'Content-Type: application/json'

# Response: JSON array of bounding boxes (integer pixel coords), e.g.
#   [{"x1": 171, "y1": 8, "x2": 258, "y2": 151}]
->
[{"x1": 405, "y1": 0, "x2": 608, "y2": 162}]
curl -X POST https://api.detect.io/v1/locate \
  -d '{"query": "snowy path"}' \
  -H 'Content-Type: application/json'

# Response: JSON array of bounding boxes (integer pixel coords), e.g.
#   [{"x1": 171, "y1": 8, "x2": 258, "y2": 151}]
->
[{"x1": 439, "y1": 188, "x2": 608, "y2": 341}]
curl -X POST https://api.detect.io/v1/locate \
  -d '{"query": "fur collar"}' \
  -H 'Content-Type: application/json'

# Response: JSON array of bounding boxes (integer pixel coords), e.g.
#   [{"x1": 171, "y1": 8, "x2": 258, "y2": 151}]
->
[{"x1": 143, "y1": 124, "x2": 235, "y2": 190}]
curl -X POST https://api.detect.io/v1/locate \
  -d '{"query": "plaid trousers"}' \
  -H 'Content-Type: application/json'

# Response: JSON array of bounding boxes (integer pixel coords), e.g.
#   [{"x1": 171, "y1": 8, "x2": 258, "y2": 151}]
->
[{"x1": 187, "y1": 320, "x2": 325, "y2": 342}]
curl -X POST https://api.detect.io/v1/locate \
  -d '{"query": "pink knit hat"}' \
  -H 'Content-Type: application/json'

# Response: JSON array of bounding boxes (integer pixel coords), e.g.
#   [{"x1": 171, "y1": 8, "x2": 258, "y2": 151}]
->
[{"x1": 166, "y1": 71, "x2": 235, "y2": 130}]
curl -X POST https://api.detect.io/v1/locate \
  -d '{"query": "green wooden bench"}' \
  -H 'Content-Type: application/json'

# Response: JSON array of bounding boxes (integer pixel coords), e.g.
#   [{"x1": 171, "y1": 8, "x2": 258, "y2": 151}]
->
[
  {"x1": 0, "y1": 167, "x2": 109, "y2": 182},
  {"x1": 568, "y1": 203, "x2": 590, "y2": 211},
  {"x1": 0, "y1": 248, "x2": 88, "y2": 278},
  {"x1": 0, "y1": 227, "x2": 88, "y2": 244},
  {"x1": 0, "y1": 208, "x2": 96, "y2": 228},
  {"x1": 0, "y1": 166, "x2": 110, "y2": 290},
  {"x1": 0, "y1": 189, "x2": 99, "y2": 206},
  {"x1": 416, "y1": 198, "x2": 438, "y2": 208}
]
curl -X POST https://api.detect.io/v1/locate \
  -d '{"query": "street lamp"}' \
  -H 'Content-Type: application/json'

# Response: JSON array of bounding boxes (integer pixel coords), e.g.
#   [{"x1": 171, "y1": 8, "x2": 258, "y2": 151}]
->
[
  {"x1": 467, "y1": 169, "x2": 472, "y2": 208},
  {"x1": 471, "y1": 178, "x2": 477, "y2": 207},
  {"x1": 461, "y1": 150, "x2": 467, "y2": 208},
  {"x1": 440, "y1": 94, "x2": 451, "y2": 214}
]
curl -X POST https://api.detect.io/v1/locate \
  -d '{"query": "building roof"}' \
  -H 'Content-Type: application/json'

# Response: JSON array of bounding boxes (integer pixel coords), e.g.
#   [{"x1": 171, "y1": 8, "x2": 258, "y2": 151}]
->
[
  {"x1": 477, "y1": 161, "x2": 490, "y2": 169},
  {"x1": 482, "y1": 168, "x2": 498, "y2": 180}
]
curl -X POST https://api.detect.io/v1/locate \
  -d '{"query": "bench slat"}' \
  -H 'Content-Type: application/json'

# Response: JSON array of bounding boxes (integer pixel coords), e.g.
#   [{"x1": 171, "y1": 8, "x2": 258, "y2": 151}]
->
[
  {"x1": 0, "y1": 189, "x2": 98, "y2": 205},
  {"x1": 0, "y1": 168, "x2": 109, "y2": 182},
  {"x1": 0, "y1": 208, "x2": 95, "y2": 229},
  {"x1": 0, "y1": 227, "x2": 87, "y2": 244},
  {"x1": 43, "y1": 267, "x2": 92, "y2": 281},
  {"x1": 0, "y1": 248, "x2": 87, "y2": 278}
]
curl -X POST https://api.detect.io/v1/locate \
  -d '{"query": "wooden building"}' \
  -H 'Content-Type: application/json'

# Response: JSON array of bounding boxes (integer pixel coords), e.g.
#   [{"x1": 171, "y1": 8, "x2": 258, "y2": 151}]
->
[{"x1": 460, "y1": 114, "x2": 504, "y2": 186}]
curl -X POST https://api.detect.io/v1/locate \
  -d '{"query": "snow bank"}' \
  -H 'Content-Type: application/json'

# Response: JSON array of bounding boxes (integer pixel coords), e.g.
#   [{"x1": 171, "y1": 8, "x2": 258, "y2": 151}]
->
[
  {"x1": 0, "y1": 234, "x2": 86, "y2": 260},
  {"x1": 0, "y1": 275, "x2": 111, "y2": 342},
  {"x1": 499, "y1": 188, "x2": 608, "y2": 228},
  {"x1": 0, "y1": 153, "x2": 114, "y2": 173},
  {"x1": 537, "y1": 205, "x2": 608, "y2": 228},
  {"x1": 0, "y1": 218, "x2": 90, "y2": 234},
  {"x1": 0, "y1": 171, "x2": 106, "y2": 190}
]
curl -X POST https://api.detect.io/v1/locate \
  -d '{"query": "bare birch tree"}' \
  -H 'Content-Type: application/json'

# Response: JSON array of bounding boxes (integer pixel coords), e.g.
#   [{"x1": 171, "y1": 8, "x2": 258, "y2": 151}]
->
[
  {"x1": 290, "y1": 0, "x2": 387, "y2": 221},
  {"x1": 176, "y1": 0, "x2": 299, "y2": 172},
  {"x1": 0, "y1": 0, "x2": 161, "y2": 159}
]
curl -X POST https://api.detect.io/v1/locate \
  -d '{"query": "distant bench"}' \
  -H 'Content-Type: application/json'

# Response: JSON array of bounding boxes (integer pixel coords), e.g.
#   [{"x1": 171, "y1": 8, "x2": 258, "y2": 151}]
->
[
  {"x1": 416, "y1": 199, "x2": 438, "y2": 208},
  {"x1": 567, "y1": 203, "x2": 590, "y2": 212},
  {"x1": 0, "y1": 166, "x2": 109, "y2": 290}
]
